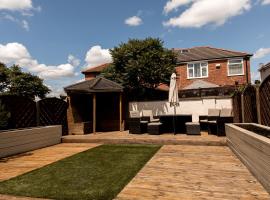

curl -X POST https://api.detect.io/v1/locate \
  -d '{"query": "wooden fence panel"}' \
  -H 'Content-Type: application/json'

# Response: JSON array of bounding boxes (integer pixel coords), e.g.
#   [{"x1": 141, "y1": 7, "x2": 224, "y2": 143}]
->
[
  {"x1": 232, "y1": 91, "x2": 242, "y2": 123},
  {"x1": 242, "y1": 85, "x2": 258, "y2": 123},
  {"x1": 38, "y1": 98, "x2": 68, "y2": 135},
  {"x1": 259, "y1": 75, "x2": 270, "y2": 126},
  {"x1": 0, "y1": 95, "x2": 37, "y2": 129}
]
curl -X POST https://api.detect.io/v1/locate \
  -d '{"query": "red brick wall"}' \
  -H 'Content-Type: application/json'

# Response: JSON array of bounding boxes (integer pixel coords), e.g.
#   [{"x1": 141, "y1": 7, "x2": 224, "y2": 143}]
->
[
  {"x1": 84, "y1": 73, "x2": 99, "y2": 80},
  {"x1": 176, "y1": 59, "x2": 251, "y2": 89}
]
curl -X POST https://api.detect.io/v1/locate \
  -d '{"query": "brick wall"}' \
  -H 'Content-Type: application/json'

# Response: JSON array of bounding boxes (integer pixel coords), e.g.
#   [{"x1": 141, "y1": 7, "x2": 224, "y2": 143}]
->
[
  {"x1": 84, "y1": 73, "x2": 98, "y2": 80},
  {"x1": 176, "y1": 59, "x2": 251, "y2": 89}
]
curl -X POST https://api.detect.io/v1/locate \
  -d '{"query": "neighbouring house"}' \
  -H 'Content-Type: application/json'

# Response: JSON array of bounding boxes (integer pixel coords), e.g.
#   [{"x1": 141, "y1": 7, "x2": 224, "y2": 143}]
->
[
  {"x1": 258, "y1": 62, "x2": 270, "y2": 82},
  {"x1": 82, "y1": 46, "x2": 252, "y2": 90},
  {"x1": 82, "y1": 63, "x2": 111, "y2": 80}
]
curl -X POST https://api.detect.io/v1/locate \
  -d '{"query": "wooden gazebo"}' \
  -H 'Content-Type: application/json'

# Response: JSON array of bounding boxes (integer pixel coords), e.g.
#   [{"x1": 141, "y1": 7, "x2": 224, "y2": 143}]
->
[{"x1": 64, "y1": 77, "x2": 124, "y2": 135}]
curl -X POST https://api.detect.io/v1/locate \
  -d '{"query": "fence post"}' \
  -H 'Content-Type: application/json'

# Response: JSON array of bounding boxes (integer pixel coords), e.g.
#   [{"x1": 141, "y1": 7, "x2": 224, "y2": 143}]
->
[
  {"x1": 256, "y1": 86, "x2": 261, "y2": 124},
  {"x1": 241, "y1": 93, "x2": 245, "y2": 123}
]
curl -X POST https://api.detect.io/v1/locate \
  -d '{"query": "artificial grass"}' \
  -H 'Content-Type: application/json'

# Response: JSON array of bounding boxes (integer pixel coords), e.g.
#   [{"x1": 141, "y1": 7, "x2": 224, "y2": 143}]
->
[{"x1": 0, "y1": 144, "x2": 161, "y2": 200}]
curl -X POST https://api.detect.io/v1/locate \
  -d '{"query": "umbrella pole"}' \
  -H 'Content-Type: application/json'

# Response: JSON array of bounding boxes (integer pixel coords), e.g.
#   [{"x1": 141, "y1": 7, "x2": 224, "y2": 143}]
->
[{"x1": 173, "y1": 105, "x2": 176, "y2": 135}]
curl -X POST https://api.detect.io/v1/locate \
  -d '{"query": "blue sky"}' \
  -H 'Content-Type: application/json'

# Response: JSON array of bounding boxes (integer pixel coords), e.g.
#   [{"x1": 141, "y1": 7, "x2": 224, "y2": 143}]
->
[{"x1": 0, "y1": 0, "x2": 270, "y2": 96}]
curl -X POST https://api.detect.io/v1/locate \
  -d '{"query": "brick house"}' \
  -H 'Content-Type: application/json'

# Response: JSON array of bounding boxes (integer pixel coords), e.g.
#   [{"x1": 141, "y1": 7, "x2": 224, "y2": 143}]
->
[
  {"x1": 258, "y1": 62, "x2": 270, "y2": 82},
  {"x1": 82, "y1": 46, "x2": 252, "y2": 90}
]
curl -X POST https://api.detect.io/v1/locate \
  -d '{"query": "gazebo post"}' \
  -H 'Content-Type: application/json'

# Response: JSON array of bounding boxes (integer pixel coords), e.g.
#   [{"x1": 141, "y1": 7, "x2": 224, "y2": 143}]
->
[
  {"x1": 119, "y1": 93, "x2": 123, "y2": 131},
  {"x1": 93, "y1": 93, "x2": 96, "y2": 133}
]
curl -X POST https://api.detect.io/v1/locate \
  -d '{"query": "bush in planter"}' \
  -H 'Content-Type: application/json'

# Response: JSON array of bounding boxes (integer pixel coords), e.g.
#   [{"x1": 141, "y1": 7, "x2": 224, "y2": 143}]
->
[{"x1": 0, "y1": 100, "x2": 11, "y2": 130}]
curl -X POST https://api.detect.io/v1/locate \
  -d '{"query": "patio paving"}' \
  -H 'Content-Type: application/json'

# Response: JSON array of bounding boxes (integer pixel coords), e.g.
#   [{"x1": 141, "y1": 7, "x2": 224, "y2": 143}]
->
[
  {"x1": 116, "y1": 145, "x2": 270, "y2": 200},
  {"x1": 62, "y1": 131, "x2": 227, "y2": 146},
  {"x1": 0, "y1": 143, "x2": 100, "y2": 181}
]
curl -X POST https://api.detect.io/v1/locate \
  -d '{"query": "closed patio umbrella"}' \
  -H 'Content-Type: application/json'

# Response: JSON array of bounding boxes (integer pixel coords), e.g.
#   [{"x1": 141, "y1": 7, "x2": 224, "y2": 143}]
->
[{"x1": 169, "y1": 73, "x2": 179, "y2": 134}]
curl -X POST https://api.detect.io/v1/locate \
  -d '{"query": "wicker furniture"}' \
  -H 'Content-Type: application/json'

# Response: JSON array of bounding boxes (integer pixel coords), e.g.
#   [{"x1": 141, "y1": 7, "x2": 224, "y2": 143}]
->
[
  {"x1": 208, "y1": 108, "x2": 233, "y2": 136},
  {"x1": 148, "y1": 122, "x2": 163, "y2": 135},
  {"x1": 186, "y1": 122, "x2": 201, "y2": 135},
  {"x1": 142, "y1": 110, "x2": 160, "y2": 122},
  {"x1": 199, "y1": 109, "x2": 220, "y2": 134},
  {"x1": 128, "y1": 111, "x2": 142, "y2": 134},
  {"x1": 159, "y1": 114, "x2": 192, "y2": 133}
]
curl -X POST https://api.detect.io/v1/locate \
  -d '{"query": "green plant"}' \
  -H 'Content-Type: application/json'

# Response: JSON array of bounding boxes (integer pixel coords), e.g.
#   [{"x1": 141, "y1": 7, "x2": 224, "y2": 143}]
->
[{"x1": 0, "y1": 100, "x2": 11, "y2": 130}]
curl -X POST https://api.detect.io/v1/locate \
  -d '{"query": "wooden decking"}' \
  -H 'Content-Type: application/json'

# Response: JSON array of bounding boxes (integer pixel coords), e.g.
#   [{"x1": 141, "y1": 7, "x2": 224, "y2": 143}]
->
[
  {"x1": 0, "y1": 143, "x2": 99, "y2": 181},
  {"x1": 116, "y1": 145, "x2": 270, "y2": 200},
  {"x1": 62, "y1": 131, "x2": 226, "y2": 146}
]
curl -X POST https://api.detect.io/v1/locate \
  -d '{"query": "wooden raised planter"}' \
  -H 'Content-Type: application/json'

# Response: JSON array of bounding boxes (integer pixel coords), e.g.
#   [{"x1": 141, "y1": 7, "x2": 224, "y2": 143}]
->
[
  {"x1": 0, "y1": 125, "x2": 62, "y2": 158},
  {"x1": 226, "y1": 123, "x2": 270, "y2": 194}
]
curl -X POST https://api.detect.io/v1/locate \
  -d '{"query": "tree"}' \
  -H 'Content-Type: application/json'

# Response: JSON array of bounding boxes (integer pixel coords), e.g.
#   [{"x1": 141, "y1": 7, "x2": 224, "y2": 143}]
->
[
  {"x1": 102, "y1": 38, "x2": 177, "y2": 89},
  {"x1": 0, "y1": 63, "x2": 50, "y2": 99}
]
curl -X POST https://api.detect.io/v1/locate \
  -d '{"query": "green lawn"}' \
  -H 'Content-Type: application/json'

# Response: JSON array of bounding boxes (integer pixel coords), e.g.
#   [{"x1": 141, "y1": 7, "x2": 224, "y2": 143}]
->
[{"x1": 0, "y1": 144, "x2": 161, "y2": 200}]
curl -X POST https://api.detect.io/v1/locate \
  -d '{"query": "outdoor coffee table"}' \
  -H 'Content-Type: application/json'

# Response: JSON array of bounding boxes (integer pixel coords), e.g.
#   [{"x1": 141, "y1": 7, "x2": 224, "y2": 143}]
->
[
  {"x1": 148, "y1": 122, "x2": 163, "y2": 135},
  {"x1": 186, "y1": 122, "x2": 201, "y2": 135}
]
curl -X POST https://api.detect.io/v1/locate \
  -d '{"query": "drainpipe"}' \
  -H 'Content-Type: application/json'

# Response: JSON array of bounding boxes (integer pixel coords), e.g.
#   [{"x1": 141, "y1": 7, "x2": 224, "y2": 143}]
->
[{"x1": 245, "y1": 57, "x2": 249, "y2": 84}]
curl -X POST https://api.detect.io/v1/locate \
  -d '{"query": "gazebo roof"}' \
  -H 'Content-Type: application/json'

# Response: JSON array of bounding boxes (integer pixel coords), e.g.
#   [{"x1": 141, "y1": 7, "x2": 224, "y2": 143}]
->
[{"x1": 64, "y1": 77, "x2": 123, "y2": 94}]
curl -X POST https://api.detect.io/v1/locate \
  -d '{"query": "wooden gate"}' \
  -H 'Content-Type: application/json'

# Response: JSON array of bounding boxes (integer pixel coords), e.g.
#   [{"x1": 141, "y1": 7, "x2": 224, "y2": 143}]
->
[
  {"x1": 38, "y1": 98, "x2": 68, "y2": 135},
  {"x1": 259, "y1": 75, "x2": 270, "y2": 126},
  {"x1": 242, "y1": 85, "x2": 258, "y2": 123},
  {"x1": 232, "y1": 91, "x2": 242, "y2": 123},
  {"x1": 0, "y1": 95, "x2": 37, "y2": 129}
]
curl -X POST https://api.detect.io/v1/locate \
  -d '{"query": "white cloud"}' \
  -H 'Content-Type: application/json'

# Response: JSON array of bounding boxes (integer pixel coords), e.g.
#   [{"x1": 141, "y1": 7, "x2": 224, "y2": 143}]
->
[
  {"x1": 68, "y1": 54, "x2": 80, "y2": 67},
  {"x1": 253, "y1": 48, "x2": 270, "y2": 59},
  {"x1": 0, "y1": 42, "x2": 77, "y2": 79},
  {"x1": 251, "y1": 71, "x2": 261, "y2": 83},
  {"x1": 2, "y1": 14, "x2": 29, "y2": 31},
  {"x1": 21, "y1": 20, "x2": 29, "y2": 31},
  {"x1": 0, "y1": 0, "x2": 32, "y2": 11},
  {"x1": 125, "y1": 16, "x2": 142, "y2": 26},
  {"x1": 261, "y1": 0, "x2": 270, "y2": 5},
  {"x1": 164, "y1": 0, "x2": 194, "y2": 14},
  {"x1": 84, "y1": 45, "x2": 112, "y2": 68},
  {"x1": 163, "y1": 0, "x2": 251, "y2": 28}
]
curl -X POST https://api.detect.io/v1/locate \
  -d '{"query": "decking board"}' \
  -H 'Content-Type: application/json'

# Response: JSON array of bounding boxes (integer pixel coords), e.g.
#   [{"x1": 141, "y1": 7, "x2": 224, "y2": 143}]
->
[{"x1": 116, "y1": 145, "x2": 270, "y2": 200}]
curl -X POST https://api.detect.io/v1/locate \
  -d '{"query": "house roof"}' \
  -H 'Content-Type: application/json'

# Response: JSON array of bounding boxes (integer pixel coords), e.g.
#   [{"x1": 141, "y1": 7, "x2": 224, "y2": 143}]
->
[
  {"x1": 258, "y1": 62, "x2": 270, "y2": 71},
  {"x1": 173, "y1": 46, "x2": 252, "y2": 63},
  {"x1": 82, "y1": 63, "x2": 111, "y2": 74},
  {"x1": 183, "y1": 80, "x2": 219, "y2": 90},
  {"x1": 64, "y1": 77, "x2": 123, "y2": 94}
]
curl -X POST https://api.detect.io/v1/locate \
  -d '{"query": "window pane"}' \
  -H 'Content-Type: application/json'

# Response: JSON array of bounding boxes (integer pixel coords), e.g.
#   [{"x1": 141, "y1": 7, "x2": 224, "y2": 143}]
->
[
  {"x1": 229, "y1": 64, "x2": 243, "y2": 75},
  {"x1": 229, "y1": 59, "x2": 242, "y2": 64},
  {"x1": 188, "y1": 67, "x2": 193, "y2": 78},
  {"x1": 202, "y1": 66, "x2": 207, "y2": 77},
  {"x1": 194, "y1": 63, "x2": 200, "y2": 77},
  {"x1": 201, "y1": 62, "x2": 207, "y2": 67}
]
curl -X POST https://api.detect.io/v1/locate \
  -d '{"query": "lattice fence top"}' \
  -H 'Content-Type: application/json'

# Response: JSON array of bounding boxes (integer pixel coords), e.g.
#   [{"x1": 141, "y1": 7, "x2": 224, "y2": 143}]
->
[
  {"x1": 259, "y1": 75, "x2": 270, "y2": 126},
  {"x1": 0, "y1": 95, "x2": 68, "y2": 135},
  {"x1": 0, "y1": 95, "x2": 36, "y2": 129}
]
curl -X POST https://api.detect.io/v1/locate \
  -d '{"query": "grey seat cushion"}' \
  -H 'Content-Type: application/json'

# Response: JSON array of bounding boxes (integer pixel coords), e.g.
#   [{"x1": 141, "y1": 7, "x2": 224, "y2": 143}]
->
[
  {"x1": 148, "y1": 122, "x2": 162, "y2": 126},
  {"x1": 208, "y1": 109, "x2": 220, "y2": 117},
  {"x1": 200, "y1": 119, "x2": 208, "y2": 123},
  {"x1": 186, "y1": 122, "x2": 199, "y2": 125},
  {"x1": 208, "y1": 120, "x2": 217, "y2": 124},
  {"x1": 140, "y1": 121, "x2": 148, "y2": 123},
  {"x1": 130, "y1": 111, "x2": 140, "y2": 118},
  {"x1": 220, "y1": 108, "x2": 232, "y2": 117}
]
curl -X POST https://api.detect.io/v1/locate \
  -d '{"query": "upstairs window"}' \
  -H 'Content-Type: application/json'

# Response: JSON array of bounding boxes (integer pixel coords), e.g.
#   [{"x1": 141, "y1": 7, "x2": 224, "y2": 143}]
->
[
  {"x1": 228, "y1": 59, "x2": 244, "y2": 76},
  {"x1": 187, "y1": 62, "x2": 208, "y2": 79}
]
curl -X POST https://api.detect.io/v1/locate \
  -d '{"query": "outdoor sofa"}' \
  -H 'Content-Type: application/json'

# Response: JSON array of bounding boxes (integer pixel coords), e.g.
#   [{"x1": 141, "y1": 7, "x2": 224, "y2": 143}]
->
[
  {"x1": 128, "y1": 111, "x2": 149, "y2": 134},
  {"x1": 199, "y1": 109, "x2": 221, "y2": 132},
  {"x1": 211, "y1": 108, "x2": 233, "y2": 136}
]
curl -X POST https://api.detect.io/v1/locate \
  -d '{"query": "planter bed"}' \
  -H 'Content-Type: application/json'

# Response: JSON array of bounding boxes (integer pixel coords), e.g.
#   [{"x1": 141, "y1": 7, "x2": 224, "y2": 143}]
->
[
  {"x1": 0, "y1": 126, "x2": 62, "y2": 158},
  {"x1": 226, "y1": 123, "x2": 270, "y2": 194}
]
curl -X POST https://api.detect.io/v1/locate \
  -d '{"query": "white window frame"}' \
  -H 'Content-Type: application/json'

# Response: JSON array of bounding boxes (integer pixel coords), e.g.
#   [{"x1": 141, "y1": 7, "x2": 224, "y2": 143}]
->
[
  {"x1": 187, "y1": 62, "x2": 208, "y2": 79},
  {"x1": 227, "y1": 58, "x2": 244, "y2": 76}
]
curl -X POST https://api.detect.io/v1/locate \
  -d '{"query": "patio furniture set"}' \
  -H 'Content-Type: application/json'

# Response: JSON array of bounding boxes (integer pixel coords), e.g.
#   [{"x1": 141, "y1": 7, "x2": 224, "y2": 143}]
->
[{"x1": 128, "y1": 108, "x2": 233, "y2": 136}]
